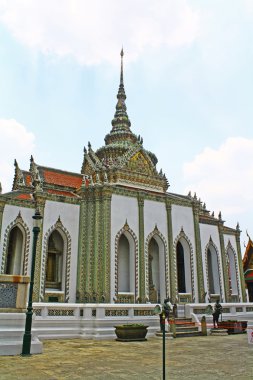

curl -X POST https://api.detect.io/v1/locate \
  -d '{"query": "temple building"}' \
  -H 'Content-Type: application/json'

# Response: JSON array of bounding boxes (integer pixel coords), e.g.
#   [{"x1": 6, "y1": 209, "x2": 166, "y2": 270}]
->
[{"x1": 0, "y1": 50, "x2": 246, "y2": 306}]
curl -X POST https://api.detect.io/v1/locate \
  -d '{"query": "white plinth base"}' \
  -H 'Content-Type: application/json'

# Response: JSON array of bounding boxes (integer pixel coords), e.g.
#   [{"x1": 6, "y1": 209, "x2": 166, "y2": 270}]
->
[
  {"x1": 0, "y1": 313, "x2": 43, "y2": 356},
  {"x1": 0, "y1": 337, "x2": 43, "y2": 356}
]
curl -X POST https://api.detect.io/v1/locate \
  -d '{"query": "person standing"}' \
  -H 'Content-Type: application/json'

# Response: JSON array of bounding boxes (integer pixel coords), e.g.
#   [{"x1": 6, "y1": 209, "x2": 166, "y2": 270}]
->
[{"x1": 213, "y1": 300, "x2": 222, "y2": 328}]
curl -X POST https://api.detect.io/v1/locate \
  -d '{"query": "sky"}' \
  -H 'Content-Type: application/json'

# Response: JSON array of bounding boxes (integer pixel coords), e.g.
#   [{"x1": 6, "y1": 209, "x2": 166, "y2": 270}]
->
[{"x1": 0, "y1": 0, "x2": 253, "y2": 253}]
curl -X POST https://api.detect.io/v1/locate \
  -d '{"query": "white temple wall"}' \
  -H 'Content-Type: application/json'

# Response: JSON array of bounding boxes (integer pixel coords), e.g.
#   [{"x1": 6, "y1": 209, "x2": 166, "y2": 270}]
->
[
  {"x1": 43, "y1": 201, "x2": 80, "y2": 302},
  {"x1": 0, "y1": 205, "x2": 35, "y2": 271},
  {"x1": 199, "y1": 223, "x2": 225, "y2": 300},
  {"x1": 171, "y1": 205, "x2": 195, "y2": 243},
  {"x1": 110, "y1": 194, "x2": 139, "y2": 300},
  {"x1": 143, "y1": 200, "x2": 167, "y2": 239},
  {"x1": 171, "y1": 205, "x2": 198, "y2": 301},
  {"x1": 111, "y1": 195, "x2": 139, "y2": 237}
]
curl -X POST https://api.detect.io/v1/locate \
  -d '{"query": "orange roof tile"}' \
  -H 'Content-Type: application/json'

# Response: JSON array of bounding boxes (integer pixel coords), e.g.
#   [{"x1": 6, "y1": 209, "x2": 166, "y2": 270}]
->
[
  {"x1": 25, "y1": 174, "x2": 32, "y2": 186},
  {"x1": 16, "y1": 194, "x2": 32, "y2": 200},
  {"x1": 43, "y1": 170, "x2": 82, "y2": 188}
]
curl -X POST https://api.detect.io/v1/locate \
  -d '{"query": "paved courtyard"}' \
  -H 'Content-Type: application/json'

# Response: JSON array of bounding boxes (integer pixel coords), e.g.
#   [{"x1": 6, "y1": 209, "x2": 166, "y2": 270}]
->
[{"x1": 0, "y1": 334, "x2": 252, "y2": 379}]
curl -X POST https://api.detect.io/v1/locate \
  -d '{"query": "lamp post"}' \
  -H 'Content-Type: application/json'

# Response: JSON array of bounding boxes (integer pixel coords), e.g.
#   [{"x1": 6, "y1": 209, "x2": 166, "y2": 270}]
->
[
  {"x1": 161, "y1": 308, "x2": 166, "y2": 380},
  {"x1": 21, "y1": 209, "x2": 42, "y2": 356}
]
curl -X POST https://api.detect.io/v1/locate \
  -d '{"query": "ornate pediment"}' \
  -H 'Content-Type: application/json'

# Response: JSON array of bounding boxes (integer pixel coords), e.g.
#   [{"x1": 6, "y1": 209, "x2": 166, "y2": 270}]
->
[{"x1": 127, "y1": 151, "x2": 153, "y2": 175}]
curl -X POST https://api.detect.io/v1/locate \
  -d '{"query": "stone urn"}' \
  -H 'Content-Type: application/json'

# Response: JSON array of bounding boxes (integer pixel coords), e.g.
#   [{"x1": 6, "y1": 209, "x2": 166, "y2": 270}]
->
[{"x1": 114, "y1": 324, "x2": 149, "y2": 341}]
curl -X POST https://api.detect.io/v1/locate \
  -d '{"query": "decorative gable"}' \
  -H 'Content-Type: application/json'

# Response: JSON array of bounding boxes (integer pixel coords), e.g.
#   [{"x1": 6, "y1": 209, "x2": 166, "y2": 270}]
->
[{"x1": 128, "y1": 151, "x2": 153, "y2": 175}]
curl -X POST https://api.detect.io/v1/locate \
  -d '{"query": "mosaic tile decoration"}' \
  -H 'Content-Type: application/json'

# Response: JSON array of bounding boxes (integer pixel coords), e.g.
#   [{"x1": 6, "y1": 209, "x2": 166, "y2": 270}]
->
[{"x1": 0, "y1": 283, "x2": 18, "y2": 308}]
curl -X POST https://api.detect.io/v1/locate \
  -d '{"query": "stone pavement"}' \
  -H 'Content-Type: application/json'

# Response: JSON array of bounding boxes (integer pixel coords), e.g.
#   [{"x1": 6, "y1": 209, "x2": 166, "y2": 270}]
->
[{"x1": 0, "y1": 334, "x2": 252, "y2": 380}]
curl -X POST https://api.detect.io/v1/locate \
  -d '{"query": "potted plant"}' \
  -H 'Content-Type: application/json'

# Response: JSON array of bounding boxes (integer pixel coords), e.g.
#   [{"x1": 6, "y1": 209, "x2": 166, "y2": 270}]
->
[{"x1": 114, "y1": 323, "x2": 149, "y2": 341}]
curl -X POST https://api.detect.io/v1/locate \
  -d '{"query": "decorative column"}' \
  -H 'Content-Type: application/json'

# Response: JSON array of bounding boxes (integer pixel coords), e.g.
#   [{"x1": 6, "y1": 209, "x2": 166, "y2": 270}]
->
[
  {"x1": 218, "y1": 217, "x2": 230, "y2": 302},
  {"x1": 33, "y1": 192, "x2": 46, "y2": 302},
  {"x1": 138, "y1": 192, "x2": 145, "y2": 302},
  {"x1": 85, "y1": 187, "x2": 95, "y2": 301},
  {"x1": 101, "y1": 185, "x2": 112, "y2": 302},
  {"x1": 165, "y1": 200, "x2": 176, "y2": 302},
  {"x1": 0, "y1": 201, "x2": 5, "y2": 242},
  {"x1": 76, "y1": 184, "x2": 88, "y2": 302},
  {"x1": 192, "y1": 200, "x2": 205, "y2": 302},
  {"x1": 235, "y1": 223, "x2": 247, "y2": 302},
  {"x1": 91, "y1": 186, "x2": 102, "y2": 298}
]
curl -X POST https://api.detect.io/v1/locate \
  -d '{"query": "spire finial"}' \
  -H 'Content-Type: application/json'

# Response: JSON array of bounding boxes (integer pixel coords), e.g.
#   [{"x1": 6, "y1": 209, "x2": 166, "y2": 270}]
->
[{"x1": 120, "y1": 47, "x2": 124, "y2": 86}]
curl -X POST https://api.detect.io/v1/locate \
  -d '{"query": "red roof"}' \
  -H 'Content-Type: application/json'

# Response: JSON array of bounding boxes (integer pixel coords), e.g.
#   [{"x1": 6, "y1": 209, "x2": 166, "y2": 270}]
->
[
  {"x1": 25, "y1": 174, "x2": 32, "y2": 186},
  {"x1": 16, "y1": 194, "x2": 32, "y2": 200},
  {"x1": 43, "y1": 170, "x2": 82, "y2": 188}
]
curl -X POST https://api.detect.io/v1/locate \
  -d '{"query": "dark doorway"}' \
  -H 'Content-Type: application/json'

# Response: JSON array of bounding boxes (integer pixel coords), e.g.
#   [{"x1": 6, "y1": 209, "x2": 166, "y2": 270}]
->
[{"x1": 177, "y1": 241, "x2": 186, "y2": 292}]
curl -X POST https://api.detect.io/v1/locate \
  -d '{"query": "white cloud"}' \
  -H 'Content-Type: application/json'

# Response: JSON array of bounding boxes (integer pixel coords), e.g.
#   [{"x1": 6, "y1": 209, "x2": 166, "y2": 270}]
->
[
  {"x1": 0, "y1": 119, "x2": 35, "y2": 193},
  {"x1": 0, "y1": 0, "x2": 200, "y2": 65},
  {"x1": 183, "y1": 137, "x2": 253, "y2": 220}
]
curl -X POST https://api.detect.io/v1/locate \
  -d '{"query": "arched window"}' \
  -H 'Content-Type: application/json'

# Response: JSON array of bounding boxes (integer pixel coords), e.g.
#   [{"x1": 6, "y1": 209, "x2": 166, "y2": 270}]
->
[
  {"x1": 177, "y1": 241, "x2": 186, "y2": 293},
  {"x1": 227, "y1": 248, "x2": 238, "y2": 295},
  {"x1": 118, "y1": 234, "x2": 130, "y2": 292},
  {"x1": 148, "y1": 238, "x2": 160, "y2": 302},
  {"x1": 45, "y1": 230, "x2": 64, "y2": 290},
  {"x1": 207, "y1": 246, "x2": 221, "y2": 295},
  {"x1": 6, "y1": 226, "x2": 24, "y2": 275}
]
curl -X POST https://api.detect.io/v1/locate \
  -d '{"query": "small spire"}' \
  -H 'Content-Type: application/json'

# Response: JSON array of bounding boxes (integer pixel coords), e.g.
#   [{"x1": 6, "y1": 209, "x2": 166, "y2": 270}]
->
[{"x1": 104, "y1": 48, "x2": 135, "y2": 146}]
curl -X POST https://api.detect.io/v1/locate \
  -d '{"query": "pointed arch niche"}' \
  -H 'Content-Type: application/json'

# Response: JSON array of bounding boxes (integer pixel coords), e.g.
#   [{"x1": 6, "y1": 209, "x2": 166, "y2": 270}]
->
[
  {"x1": 40, "y1": 217, "x2": 71, "y2": 302},
  {"x1": 145, "y1": 227, "x2": 169, "y2": 303},
  {"x1": 226, "y1": 241, "x2": 240, "y2": 301},
  {"x1": 174, "y1": 228, "x2": 194, "y2": 303},
  {"x1": 1, "y1": 212, "x2": 30, "y2": 276},
  {"x1": 115, "y1": 222, "x2": 138, "y2": 303},
  {"x1": 205, "y1": 238, "x2": 222, "y2": 299}
]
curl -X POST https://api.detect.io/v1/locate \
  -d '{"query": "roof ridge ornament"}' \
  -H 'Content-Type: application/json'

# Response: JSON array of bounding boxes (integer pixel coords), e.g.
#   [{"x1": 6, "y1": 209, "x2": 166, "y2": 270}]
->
[{"x1": 13, "y1": 159, "x2": 25, "y2": 189}]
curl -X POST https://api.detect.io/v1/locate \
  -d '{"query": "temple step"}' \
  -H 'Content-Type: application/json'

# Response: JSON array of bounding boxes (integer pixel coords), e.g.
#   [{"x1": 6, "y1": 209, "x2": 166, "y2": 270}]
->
[{"x1": 172, "y1": 317, "x2": 202, "y2": 338}]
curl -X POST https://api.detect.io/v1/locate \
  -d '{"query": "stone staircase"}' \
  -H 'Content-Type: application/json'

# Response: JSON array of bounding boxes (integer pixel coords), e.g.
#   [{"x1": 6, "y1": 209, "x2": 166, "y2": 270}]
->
[{"x1": 173, "y1": 317, "x2": 202, "y2": 338}]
